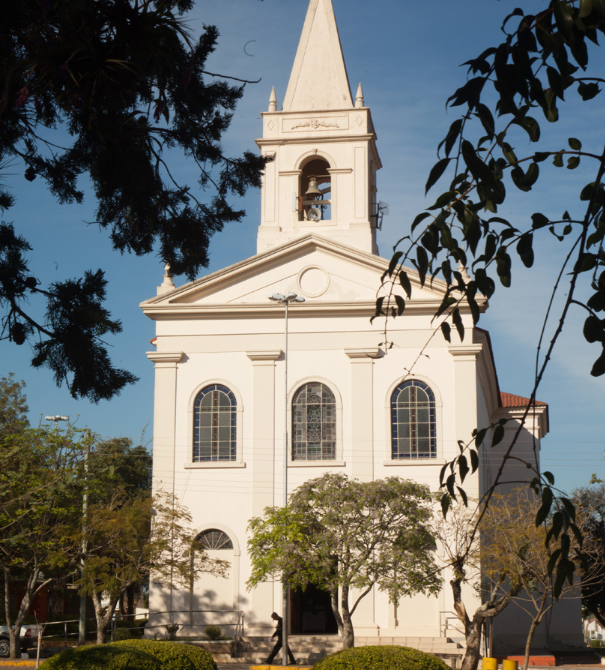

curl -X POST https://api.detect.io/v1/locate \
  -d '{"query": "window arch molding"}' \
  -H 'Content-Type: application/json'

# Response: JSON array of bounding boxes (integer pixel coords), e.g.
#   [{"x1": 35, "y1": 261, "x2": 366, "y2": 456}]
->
[
  {"x1": 383, "y1": 375, "x2": 443, "y2": 464},
  {"x1": 295, "y1": 149, "x2": 336, "y2": 172},
  {"x1": 287, "y1": 376, "x2": 344, "y2": 466},
  {"x1": 185, "y1": 380, "x2": 245, "y2": 469}
]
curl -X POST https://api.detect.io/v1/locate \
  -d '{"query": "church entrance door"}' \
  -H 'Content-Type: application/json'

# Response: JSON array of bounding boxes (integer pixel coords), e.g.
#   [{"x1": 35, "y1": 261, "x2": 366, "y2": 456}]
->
[{"x1": 290, "y1": 585, "x2": 338, "y2": 635}]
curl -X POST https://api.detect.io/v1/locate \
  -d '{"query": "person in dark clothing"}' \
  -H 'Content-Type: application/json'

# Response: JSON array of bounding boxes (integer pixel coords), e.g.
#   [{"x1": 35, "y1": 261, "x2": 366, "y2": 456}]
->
[{"x1": 266, "y1": 611, "x2": 296, "y2": 665}]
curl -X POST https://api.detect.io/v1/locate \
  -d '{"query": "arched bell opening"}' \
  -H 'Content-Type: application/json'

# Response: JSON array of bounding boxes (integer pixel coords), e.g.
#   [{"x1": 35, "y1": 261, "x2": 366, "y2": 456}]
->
[{"x1": 298, "y1": 158, "x2": 332, "y2": 222}]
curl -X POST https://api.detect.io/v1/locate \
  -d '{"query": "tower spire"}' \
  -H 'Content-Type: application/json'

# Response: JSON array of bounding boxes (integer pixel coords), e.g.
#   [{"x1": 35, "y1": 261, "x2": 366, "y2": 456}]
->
[{"x1": 283, "y1": 0, "x2": 353, "y2": 112}]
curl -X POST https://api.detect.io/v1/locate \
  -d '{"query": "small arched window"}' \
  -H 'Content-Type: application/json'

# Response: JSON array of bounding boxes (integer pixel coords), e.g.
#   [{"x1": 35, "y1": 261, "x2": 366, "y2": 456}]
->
[
  {"x1": 193, "y1": 385, "x2": 237, "y2": 462},
  {"x1": 195, "y1": 529, "x2": 233, "y2": 551},
  {"x1": 391, "y1": 381, "x2": 436, "y2": 459},
  {"x1": 292, "y1": 382, "x2": 336, "y2": 461}
]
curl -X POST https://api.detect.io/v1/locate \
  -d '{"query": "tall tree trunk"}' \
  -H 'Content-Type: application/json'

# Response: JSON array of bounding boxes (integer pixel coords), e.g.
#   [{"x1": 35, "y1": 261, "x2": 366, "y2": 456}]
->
[
  {"x1": 91, "y1": 590, "x2": 119, "y2": 645},
  {"x1": 330, "y1": 590, "x2": 344, "y2": 639},
  {"x1": 47, "y1": 577, "x2": 66, "y2": 621},
  {"x1": 126, "y1": 585, "x2": 136, "y2": 617},
  {"x1": 523, "y1": 594, "x2": 548, "y2": 670},
  {"x1": 340, "y1": 586, "x2": 354, "y2": 649},
  {"x1": 461, "y1": 617, "x2": 483, "y2": 670}
]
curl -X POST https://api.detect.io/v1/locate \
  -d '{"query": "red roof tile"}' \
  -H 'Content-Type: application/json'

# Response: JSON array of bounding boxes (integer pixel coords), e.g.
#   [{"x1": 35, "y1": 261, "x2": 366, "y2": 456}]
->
[{"x1": 500, "y1": 392, "x2": 547, "y2": 408}]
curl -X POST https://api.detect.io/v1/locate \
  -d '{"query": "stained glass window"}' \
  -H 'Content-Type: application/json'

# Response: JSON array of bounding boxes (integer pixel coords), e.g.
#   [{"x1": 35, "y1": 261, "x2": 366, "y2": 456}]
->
[
  {"x1": 391, "y1": 381, "x2": 436, "y2": 459},
  {"x1": 292, "y1": 382, "x2": 336, "y2": 461},
  {"x1": 193, "y1": 385, "x2": 237, "y2": 462},
  {"x1": 196, "y1": 529, "x2": 233, "y2": 550}
]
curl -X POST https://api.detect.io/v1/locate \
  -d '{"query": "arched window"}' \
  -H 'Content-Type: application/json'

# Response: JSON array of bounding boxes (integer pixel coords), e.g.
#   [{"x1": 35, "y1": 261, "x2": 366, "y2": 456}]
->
[
  {"x1": 391, "y1": 380, "x2": 436, "y2": 459},
  {"x1": 193, "y1": 385, "x2": 237, "y2": 462},
  {"x1": 195, "y1": 529, "x2": 233, "y2": 551},
  {"x1": 292, "y1": 382, "x2": 336, "y2": 461}
]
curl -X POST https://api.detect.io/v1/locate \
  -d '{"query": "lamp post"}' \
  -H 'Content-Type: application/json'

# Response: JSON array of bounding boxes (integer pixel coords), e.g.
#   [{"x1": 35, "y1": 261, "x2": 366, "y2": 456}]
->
[
  {"x1": 268, "y1": 292, "x2": 305, "y2": 667},
  {"x1": 44, "y1": 415, "x2": 69, "y2": 432}
]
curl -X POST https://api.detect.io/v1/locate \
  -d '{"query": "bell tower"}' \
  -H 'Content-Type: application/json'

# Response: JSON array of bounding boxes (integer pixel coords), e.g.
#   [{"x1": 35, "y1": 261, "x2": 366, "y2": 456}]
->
[{"x1": 256, "y1": 0, "x2": 382, "y2": 255}]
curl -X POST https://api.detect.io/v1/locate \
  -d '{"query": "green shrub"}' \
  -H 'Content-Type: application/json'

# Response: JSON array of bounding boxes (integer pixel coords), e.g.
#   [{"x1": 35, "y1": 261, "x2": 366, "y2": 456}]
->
[
  {"x1": 205, "y1": 625, "x2": 222, "y2": 641},
  {"x1": 312, "y1": 645, "x2": 451, "y2": 670},
  {"x1": 41, "y1": 639, "x2": 217, "y2": 670},
  {"x1": 112, "y1": 627, "x2": 132, "y2": 641}
]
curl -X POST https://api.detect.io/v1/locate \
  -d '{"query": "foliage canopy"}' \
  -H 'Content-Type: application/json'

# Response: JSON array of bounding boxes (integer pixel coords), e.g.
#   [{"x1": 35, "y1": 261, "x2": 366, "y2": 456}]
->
[
  {"x1": 311, "y1": 645, "x2": 450, "y2": 670},
  {"x1": 0, "y1": 0, "x2": 266, "y2": 401}
]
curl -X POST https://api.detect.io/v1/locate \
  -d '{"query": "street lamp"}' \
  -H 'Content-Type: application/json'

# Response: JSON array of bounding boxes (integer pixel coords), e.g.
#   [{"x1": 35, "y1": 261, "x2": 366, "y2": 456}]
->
[
  {"x1": 268, "y1": 292, "x2": 305, "y2": 667},
  {"x1": 44, "y1": 415, "x2": 69, "y2": 432}
]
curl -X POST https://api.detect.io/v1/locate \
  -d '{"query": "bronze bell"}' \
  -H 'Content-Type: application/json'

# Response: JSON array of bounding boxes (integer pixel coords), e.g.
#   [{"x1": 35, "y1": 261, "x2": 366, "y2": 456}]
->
[{"x1": 305, "y1": 177, "x2": 322, "y2": 198}]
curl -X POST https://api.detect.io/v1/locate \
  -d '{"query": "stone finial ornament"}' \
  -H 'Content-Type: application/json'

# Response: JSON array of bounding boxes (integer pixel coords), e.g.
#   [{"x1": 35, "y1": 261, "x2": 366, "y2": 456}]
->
[
  {"x1": 157, "y1": 263, "x2": 176, "y2": 296},
  {"x1": 356, "y1": 83, "x2": 364, "y2": 108},
  {"x1": 269, "y1": 86, "x2": 277, "y2": 112}
]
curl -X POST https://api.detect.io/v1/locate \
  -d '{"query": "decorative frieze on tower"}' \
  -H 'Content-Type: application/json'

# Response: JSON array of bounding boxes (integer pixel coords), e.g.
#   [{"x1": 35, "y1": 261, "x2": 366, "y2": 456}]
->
[{"x1": 256, "y1": 0, "x2": 382, "y2": 255}]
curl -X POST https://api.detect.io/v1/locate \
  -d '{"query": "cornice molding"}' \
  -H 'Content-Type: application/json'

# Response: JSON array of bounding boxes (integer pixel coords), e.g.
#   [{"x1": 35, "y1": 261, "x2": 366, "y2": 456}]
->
[
  {"x1": 246, "y1": 350, "x2": 283, "y2": 363},
  {"x1": 146, "y1": 352, "x2": 184, "y2": 365}
]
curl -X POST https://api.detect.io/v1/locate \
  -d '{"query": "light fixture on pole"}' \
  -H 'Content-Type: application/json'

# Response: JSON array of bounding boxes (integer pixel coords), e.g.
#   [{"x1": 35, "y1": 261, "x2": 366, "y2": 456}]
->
[
  {"x1": 44, "y1": 415, "x2": 69, "y2": 432},
  {"x1": 268, "y1": 291, "x2": 305, "y2": 667}
]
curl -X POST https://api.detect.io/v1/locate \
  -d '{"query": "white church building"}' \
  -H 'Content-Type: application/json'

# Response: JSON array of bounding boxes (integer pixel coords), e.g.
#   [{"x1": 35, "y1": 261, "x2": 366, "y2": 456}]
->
[{"x1": 142, "y1": 0, "x2": 581, "y2": 656}]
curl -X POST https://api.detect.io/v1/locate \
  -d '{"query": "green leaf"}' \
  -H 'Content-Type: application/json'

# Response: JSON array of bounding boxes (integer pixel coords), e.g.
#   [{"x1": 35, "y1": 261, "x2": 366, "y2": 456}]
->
[
  {"x1": 387, "y1": 252, "x2": 403, "y2": 278},
  {"x1": 547, "y1": 548, "x2": 561, "y2": 575},
  {"x1": 452, "y1": 308, "x2": 465, "y2": 342},
  {"x1": 543, "y1": 471, "x2": 555, "y2": 485},
  {"x1": 475, "y1": 428, "x2": 488, "y2": 448},
  {"x1": 443, "y1": 119, "x2": 464, "y2": 158},
  {"x1": 492, "y1": 424, "x2": 505, "y2": 448},
  {"x1": 470, "y1": 449, "x2": 479, "y2": 473},
  {"x1": 516, "y1": 233, "x2": 535, "y2": 268},
  {"x1": 456, "y1": 486, "x2": 469, "y2": 507},
  {"x1": 458, "y1": 455, "x2": 470, "y2": 483},
  {"x1": 394, "y1": 295, "x2": 406, "y2": 316},
  {"x1": 531, "y1": 213, "x2": 550, "y2": 229},
  {"x1": 441, "y1": 493, "x2": 451, "y2": 518},
  {"x1": 426, "y1": 159, "x2": 451, "y2": 195},
  {"x1": 561, "y1": 497, "x2": 577, "y2": 522},
  {"x1": 578, "y1": 82, "x2": 601, "y2": 101},
  {"x1": 591, "y1": 348, "x2": 605, "y2": 377},
  {"x1": 568, "y1": 137, "x2": 583, "y2": 150},
  {"x1": 441, "y1": 322, "x2": 452, "y2": 343},
  {"x1": 584, "y1": 315, "x2": 603, "y2": 343},
  {"x1": 580, "y1": 0, "x2": 594, "y2": 18},
  {"x1": 411, "y1": 212, "x2": 431, "y2": 233},
  {"x1": 536, "y1": 486, "x2": 554, "y2": 526},
  {"x1": 553, "y1": 153, "x2": 564, "y2": 168},
  {"x1": 399, "y1": 271, "x2": 412, "y2": 299},
  {"x1": 567, "y1": 156, "x2": 581, "y2": 170}
]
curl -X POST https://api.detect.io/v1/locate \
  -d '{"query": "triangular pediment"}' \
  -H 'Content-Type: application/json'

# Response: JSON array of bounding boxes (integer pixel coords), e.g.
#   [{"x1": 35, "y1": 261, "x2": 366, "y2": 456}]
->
[
  {"x1": 141, "y1": 236, "x2": 456, "y2": 316},
  {"x1": 283, "y1": 0, "x2": 353, "y2": 111}
]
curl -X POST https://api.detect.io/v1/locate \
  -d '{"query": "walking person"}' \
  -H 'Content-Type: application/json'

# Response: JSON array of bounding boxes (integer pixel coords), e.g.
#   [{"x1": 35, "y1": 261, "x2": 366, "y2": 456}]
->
[{"x1": 266, "y1": 611, "x2": 296, "y2": 665}]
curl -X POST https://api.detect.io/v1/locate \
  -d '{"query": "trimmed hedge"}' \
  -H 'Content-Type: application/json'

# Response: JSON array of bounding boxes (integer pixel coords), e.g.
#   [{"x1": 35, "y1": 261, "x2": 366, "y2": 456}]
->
[
  {"x1": 42, "y1": 639, "x2": 217, "y2": 670},
  {"x1": 312, "y1": 645, "x2": 451, "y2": 670}
]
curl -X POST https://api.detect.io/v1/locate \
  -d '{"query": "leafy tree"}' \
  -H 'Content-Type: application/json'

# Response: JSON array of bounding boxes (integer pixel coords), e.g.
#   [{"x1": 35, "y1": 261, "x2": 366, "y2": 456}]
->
[
  {"x1": 0, "y1": 374, "x2": 28, "y2": 437},
  {"x1": 482, "y1": 490, "x2": 592, "y2": 670},
  {"x1": 75, "y1": 490, "x2": 227, "y2": 644},
  {"x1": 0, "y1": 0, "x2": 267, "y2": 402},
  {"x1": 247, "y1": 474, "x2": 441, "y2": 649},
  {"x1": 376, "y1": 0, "x2": 604, "y2": 636},
  {"x1": 0, "y1": 425, "x2": 84, "y2": 658},
  {"x1": 572, "y1": 481, "x2": 605, "y2": 628},
  {"x1": 434, "y1": 501, "x2": 522, "y2": 670}
]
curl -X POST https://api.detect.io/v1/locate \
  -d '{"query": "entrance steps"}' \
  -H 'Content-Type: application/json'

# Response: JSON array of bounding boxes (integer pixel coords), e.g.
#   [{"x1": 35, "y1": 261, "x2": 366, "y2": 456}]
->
[{"x1": 195, "y1": 635, "x2": 463, "y2": 665}]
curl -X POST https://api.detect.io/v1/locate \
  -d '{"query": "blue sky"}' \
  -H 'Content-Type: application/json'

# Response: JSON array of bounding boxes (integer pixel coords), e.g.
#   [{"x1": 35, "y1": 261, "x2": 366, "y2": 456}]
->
[{"x1": 2, "y1": 0, "x2": 604, "y2": 494}]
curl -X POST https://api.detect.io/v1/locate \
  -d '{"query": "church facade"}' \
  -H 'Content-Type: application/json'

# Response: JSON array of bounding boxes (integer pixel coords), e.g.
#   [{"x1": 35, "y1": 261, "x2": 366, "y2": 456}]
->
[{"x1": 142, "y1": 0, "x2": 580, "y2": 653}]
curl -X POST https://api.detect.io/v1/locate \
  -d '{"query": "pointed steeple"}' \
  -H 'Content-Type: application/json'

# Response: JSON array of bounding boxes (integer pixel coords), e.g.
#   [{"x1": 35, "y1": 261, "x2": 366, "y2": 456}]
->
[
  {"x1": 283, "y1": 0, "x2": 353, "y2": 112},
  {"x1": 355, "y1": 82, "x2": 364, "y2": 109}
]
